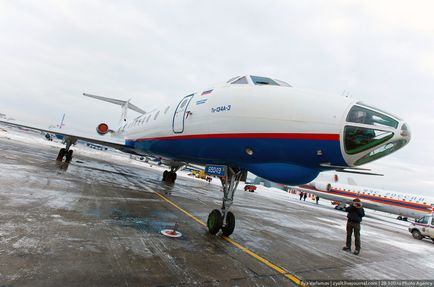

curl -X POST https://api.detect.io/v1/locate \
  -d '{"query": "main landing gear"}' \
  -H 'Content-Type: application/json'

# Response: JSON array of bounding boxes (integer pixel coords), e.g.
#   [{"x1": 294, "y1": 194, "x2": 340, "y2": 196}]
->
[
  {"x1": 207, "y1": 167, "x2": 244, "y2": 237},
  {"x1": 56, "y1": 137, "x2": 76, "y2": 163},
  {"x1": 162, "y1": 166, "x2": 182, "y2": 184}
]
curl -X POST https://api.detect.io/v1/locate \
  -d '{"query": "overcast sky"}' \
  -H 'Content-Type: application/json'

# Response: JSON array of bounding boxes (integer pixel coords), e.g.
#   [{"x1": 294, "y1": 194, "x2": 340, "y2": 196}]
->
[{"x1": 1, "y1": 1, "x2": 433, "y2": 196}]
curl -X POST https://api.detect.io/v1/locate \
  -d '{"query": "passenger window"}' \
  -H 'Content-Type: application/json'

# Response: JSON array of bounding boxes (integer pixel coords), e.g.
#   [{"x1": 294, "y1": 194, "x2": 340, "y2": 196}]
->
[
  {"x1": 164, "y1": 106, "x2": 170, "y2": 114},
  {"x1": 154, "y1": 111, "x2": 160, "y2": 120},
  {"x1": 232, "y1": 76, "x2": 248, "y2": 84},
  {"x1": 344, "y1": 126, "x2": 394, "y2": 155},
  {"x1": 146, "y1": 115, "x2": 151, "y2": 123},
  {"x1": 346, "y1": 105, "x2": 399, "y2": 128}
]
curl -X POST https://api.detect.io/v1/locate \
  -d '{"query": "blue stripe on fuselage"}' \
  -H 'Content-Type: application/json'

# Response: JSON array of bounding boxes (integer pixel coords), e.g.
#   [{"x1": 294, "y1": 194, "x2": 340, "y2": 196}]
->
[{"x1": 125, "y1": 137, "x2": 346, "y2": 168}]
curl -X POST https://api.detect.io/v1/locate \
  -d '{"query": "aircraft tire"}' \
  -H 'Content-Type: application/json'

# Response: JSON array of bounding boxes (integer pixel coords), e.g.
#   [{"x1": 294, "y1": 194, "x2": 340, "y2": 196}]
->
[
  {"x1": 207, "y1": 209, "x2": 223, "y2": 235},
  {"x1": 162, "y1": 171, "x2": 168, "y2": 182},
  {"x1": 221, "y1": 211, "x2": 235, "y2": 237},
  {"x1": 412, "y1": 230, "x2": 423, "y2": 240},
  {"x1": 397, "y1": 216, "x2": 402, "y2": 220},
  {"x1": 57, "y1": 148, "x2": 66, "y2": 161},
  {"x1": 65, "y1": 150, "x2": 73, "y2": 162}
]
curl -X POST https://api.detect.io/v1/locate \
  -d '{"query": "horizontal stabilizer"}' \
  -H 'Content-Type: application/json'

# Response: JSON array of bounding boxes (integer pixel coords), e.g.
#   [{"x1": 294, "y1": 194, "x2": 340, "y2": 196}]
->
[{"x1": 83, "y1": 93, "x2": 146, "y2": 114}]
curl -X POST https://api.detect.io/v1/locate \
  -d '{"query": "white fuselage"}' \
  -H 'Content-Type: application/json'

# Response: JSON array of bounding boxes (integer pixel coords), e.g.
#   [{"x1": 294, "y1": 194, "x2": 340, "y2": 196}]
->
[{"x1": 105, "y1": 75, "x2": 410, "y2": 185}]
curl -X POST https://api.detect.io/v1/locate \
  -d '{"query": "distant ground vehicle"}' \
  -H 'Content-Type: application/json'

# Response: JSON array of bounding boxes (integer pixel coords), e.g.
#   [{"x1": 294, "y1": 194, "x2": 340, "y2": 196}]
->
[
  {"x1": 191, "y1": 170, "x2": 207, "y2": 179},
  {"x1": 408, "y1": 215, "x2": 434, "y2": 242},
  {"x1": 244, "y1": 185, "x2": 257, "y2": 192}
]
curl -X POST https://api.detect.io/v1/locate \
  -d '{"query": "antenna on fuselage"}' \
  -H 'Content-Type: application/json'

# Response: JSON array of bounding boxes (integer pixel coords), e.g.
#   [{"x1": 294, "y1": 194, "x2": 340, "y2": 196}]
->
[
  {"x1": 341, "y1": 90, "x2": 352, "y2": 98},
  {"x1": 83, "y1": 93, "x2": 146, "y2": 123}
]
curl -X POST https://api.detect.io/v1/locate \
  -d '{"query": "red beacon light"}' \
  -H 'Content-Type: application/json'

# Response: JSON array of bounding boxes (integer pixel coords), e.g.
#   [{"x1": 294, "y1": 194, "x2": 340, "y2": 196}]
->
[{"x1": 96, "y1": 123, "x2": 110, "y2": 135}]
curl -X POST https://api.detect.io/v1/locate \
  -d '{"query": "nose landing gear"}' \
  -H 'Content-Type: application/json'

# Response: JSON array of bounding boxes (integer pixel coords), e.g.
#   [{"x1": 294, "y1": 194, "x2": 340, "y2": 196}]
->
[{"x1": 207, "y1": 167, "x2": 244, "y2": 237}]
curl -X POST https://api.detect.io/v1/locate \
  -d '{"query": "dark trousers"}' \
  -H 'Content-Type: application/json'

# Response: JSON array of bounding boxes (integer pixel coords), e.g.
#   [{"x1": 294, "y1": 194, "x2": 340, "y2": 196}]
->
[{"x1": 346, "y1": 221, "x2": 361, "y2": 251}]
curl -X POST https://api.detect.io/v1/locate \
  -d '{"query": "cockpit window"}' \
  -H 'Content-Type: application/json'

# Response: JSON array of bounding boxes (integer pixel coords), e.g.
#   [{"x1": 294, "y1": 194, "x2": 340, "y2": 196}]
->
[
  {"x1": 231, "y1": 76, "x2": 248, "y2": 84},
  {"x1": 347, "y1": 105, "x2": 399, "y2": 128},
  {"x1": 227, "y1": 76, "x2": 240, "y2": 83},
  {"x1": 344, "y1": 126, "x2": 394, "y2": 155},
  {"x1": 274, "y1": 79, "x2": 292, "y2": 87},
  {"x1": 251, "y1": 75, "x2": 278, "y2": 86}
]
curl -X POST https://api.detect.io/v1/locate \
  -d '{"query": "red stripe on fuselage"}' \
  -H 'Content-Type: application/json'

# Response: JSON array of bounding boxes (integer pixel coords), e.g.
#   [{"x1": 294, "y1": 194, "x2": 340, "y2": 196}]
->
[{"x1": 127, "y1": 133, "x2": 340, "y2": 142}]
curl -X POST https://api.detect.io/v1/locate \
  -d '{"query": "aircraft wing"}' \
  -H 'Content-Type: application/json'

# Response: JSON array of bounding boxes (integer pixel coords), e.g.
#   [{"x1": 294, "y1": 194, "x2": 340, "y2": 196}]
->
[{"x1": 0, "y1": 119, "x2": 135, "y2": 153}]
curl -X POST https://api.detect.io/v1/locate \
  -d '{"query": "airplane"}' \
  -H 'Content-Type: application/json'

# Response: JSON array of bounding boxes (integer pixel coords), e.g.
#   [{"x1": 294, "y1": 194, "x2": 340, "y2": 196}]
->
[
  {"x1": 290, "y1": 174, "x2": 434, "y2": 220},
  {"x1": 45, "y1": 113, "x2": 66, "y2": 141},
  {"x1": 0, "y1": 74, "x2": 412, "y2": 236}
]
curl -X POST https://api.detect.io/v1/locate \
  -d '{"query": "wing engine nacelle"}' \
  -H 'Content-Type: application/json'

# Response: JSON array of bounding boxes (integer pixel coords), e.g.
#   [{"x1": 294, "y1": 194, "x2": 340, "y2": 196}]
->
[
  {"x1": 96, "y1": 123, "x2": 110, "y2": 135},
  {"x1": 314, "y1": 182, "x2": 332, "y2": 191}
]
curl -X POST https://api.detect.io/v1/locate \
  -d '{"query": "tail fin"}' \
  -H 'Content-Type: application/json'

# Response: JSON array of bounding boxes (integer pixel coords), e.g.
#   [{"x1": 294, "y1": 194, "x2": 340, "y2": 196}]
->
[
  {"x1": 83, "y1": 93, "x2": 146, "y2": 123},
  {"x1": 58, "y1": 113, "x2": 65, "y2": 129}
]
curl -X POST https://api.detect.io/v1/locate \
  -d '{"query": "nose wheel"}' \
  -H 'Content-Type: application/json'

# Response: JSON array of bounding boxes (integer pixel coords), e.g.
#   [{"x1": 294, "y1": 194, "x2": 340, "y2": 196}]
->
[{"x1": 207, "y1": 167, "x2": 244, "y2": 237}]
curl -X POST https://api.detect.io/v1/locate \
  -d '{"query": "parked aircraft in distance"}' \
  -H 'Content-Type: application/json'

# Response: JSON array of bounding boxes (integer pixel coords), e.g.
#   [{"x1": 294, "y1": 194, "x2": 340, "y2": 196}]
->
[
  {"x1": 291, "y1": 174, "x2": 433, "y2": 220},
  {"x1": 45, "y1": 113, "x2": 66, "y2": 141},
  {"x1": 0, "y1": 75, "x2": 411, "y2": 236}
]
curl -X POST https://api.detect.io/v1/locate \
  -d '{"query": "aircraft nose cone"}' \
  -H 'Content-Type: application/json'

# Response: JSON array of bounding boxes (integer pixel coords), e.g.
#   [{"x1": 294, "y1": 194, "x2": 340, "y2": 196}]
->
[{"x1": 400, "y1": 122, "x2": 411, "y2": 139}]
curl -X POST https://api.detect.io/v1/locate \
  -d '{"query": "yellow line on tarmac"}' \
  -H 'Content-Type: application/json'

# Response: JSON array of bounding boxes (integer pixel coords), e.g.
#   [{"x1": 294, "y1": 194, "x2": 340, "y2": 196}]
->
[
  {"x1": 153, "y1": 191, "x2": 206, "y2": 227},
  {"x1": 151, "y1": 189, "x2": 306, "y2": 286}
]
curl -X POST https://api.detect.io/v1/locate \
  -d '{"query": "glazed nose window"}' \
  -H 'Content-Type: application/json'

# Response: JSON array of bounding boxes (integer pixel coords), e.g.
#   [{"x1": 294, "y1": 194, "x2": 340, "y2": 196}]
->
[
  {"x1": 344, "y1": 126, "x2": 394, "y2": 155},
  {"x1": 346, "y1": 105, "x2": 399, "y2": 128}
]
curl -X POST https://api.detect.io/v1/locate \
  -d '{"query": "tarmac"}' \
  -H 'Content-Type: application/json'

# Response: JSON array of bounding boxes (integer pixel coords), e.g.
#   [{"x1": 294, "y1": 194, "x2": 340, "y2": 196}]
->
[{"x1": 0, "y1": 129, "x2": 433, "y2": 287}]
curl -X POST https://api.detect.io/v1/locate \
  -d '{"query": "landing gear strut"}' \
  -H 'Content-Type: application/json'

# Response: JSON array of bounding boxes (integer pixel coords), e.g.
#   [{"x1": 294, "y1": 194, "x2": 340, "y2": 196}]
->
[
  {"x1": 56, "y1": 137, "x2": 76, "y2": 163},
  {"x1": 207, "y1": 167, "x2": 244, "y2": 237},
  {"x1": 162, "y1": 166, "x2": 181, "y2": 184}
]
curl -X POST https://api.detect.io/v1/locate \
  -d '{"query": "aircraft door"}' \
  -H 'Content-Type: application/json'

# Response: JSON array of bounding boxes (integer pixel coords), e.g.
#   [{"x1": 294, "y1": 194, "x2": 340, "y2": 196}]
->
[{"x1": 173, "y1": 94, "x2": 194, "y2": 133}]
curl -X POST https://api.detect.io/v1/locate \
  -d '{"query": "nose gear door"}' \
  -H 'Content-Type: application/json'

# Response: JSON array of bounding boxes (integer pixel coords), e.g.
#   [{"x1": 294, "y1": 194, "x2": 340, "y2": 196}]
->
[{"x1": 172, "y1": 94, "x2": 194, "y2": 133}]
